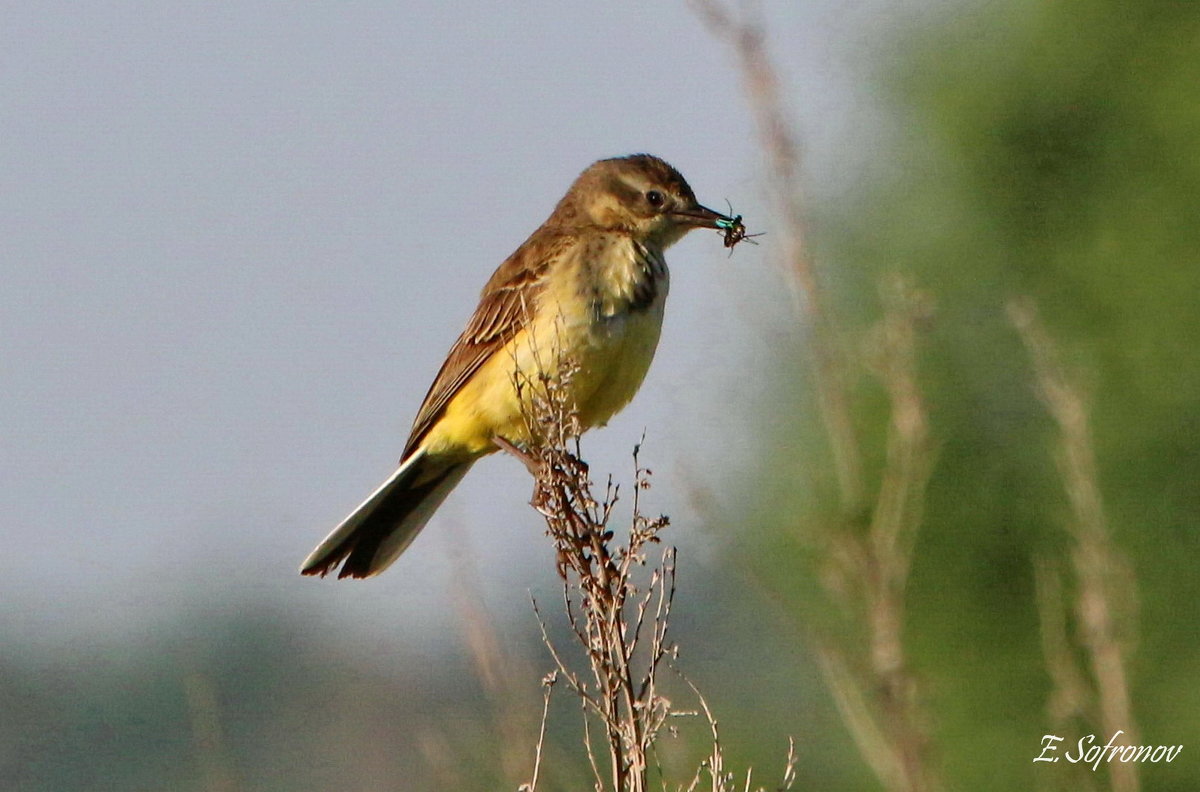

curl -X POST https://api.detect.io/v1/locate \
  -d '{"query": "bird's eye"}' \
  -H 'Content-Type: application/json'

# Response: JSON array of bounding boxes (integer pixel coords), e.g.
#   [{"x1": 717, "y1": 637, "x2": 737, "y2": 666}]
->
[{"x1": 645, "y1": 190, "x2": 665, "y2": 208}]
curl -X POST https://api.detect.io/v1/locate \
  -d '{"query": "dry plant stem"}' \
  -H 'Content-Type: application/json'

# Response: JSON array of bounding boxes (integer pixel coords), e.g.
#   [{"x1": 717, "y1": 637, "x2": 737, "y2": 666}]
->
[
  {"x1": 864, "y1": 280, "x2": 937, "y2": 792},
  {"x1": 515, "y1": 359, "x2": 795, "y2": 791},
  {"x1": 692, "y1": 0, "x2": 864, "y2": 511},
  {"x1": 814, "y1": 281, "x2": 937, "y2": 792},
  {"x1": 514, "y1": 372, "x2": 676, "y2": 792},
  {"x1": 1033, "y1": 558, "x2": 1094, "y2": 728},
  {"x1": 1033, "y1": 557, "x2": 1103, "y2": 792},
  {"x1": 680, "y1": 672, "x2": 798, "y2": 792},
  {"x1": 695, "y1": 4, "x2": 939, "y2": 789},
  {"x1": 680, "y1": 673, "x2": 726, "y2": 792},
  {"x1": 812, "y1": 644, "x2": 906, "y2": 786},
  {"x1": 518, "y1": 673, "x2": 557, "y2": 792},
  {"x1": 1009, "y1": 298, "x2": 1140, "y2": 792}
]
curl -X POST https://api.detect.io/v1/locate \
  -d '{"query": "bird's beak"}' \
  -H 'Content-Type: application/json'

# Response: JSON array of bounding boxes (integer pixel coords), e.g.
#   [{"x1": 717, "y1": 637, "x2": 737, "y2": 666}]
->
[{"x1": 670, "y1": 203, "x2": 730, "y2": 229}]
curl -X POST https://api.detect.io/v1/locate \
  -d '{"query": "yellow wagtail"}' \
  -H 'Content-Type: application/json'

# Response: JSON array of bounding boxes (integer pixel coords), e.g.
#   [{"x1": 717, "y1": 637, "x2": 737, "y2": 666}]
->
[{"x1": 301, "y1": 154, "x2": 740, "y2": 578}]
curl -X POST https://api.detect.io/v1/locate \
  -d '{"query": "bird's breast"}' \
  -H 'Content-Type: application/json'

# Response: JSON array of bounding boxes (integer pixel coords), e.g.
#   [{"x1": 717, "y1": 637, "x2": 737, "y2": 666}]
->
[
  {"x1": 553, "y1": 237, "x2": 669, "y2": 428},
  {"x1": 589, "y1": 238, "x2": 670, "y2": 318}
]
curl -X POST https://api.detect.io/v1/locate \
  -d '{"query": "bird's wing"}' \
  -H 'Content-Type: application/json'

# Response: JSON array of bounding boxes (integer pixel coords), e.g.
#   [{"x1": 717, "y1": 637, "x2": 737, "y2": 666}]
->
[{"x1": 400, "y1": 234, "x2": 563, "y2": 459}]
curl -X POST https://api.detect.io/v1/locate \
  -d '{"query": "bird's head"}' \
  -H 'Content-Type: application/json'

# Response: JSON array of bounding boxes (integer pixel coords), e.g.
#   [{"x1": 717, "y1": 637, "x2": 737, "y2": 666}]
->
[{"x1": 551, "y1": 154, "x2": 733, "y2": 248}]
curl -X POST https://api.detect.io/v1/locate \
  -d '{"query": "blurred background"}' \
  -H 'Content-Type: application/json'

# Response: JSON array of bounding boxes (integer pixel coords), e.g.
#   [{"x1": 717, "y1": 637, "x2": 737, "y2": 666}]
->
[{"x1": 3, "y1": 0, "x2": 1197, "y2": 789}]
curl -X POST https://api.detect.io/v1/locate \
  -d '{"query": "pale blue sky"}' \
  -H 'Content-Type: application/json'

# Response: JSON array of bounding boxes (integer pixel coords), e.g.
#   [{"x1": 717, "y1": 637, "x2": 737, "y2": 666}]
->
[{"x1": 2, "y1": 1, "x2": 935, "y2": 650}]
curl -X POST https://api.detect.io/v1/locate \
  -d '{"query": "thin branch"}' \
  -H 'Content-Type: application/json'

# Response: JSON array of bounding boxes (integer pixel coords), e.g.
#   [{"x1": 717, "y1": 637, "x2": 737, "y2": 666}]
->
[{"x1": 520, "y1": 672, "x2": 557, "y2": 792}]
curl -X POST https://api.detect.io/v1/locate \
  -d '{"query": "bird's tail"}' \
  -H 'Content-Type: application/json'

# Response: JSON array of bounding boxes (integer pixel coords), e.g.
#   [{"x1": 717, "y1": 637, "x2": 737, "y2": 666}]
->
[{"x1": 300, "y1": 449, "x2": 472, "y2": 579}]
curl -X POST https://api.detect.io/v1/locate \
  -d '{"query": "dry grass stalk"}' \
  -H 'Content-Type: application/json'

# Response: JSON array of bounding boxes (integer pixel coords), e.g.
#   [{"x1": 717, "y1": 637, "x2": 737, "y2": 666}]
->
[
  {"x1": 694, "y1": 4, "x2": 940, "y2": 787},
  {"x1": 692, "y1": 0, "x2": 864, "y2": 511},
  {"x1": 1033, "y1": 557, "x2": 1102, "y2": 792},
  {"x1": 862, "y1": 279, "x2": 937, "y2": 791},
  {"x1": 512, "y1": 363, "x2": 793, "y2": 792},
  {"x1": 681, "y1": 674, "x2": 799, "y2": 792},
  {"x1": 518, "y1": 672, "x2": 558, "y2": 792},
  {"x1": 1009, "y1": 298, "x2": 1140, "y2": 792},
  {"x1": 812, "y1": 280, "x2": 939, "y2": 792}
]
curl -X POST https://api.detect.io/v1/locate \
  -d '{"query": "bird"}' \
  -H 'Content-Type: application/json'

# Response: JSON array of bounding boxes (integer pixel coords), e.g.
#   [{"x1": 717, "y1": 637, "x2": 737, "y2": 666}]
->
[{"x1": 301, "y1": 154, "x2": 738, "y2": 579}]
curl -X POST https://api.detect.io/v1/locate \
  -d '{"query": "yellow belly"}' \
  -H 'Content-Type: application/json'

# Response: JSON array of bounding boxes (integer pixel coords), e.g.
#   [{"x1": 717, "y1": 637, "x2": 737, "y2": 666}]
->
[
  {"x1": 421, "y1": 300, "x2": 665, "y2": 459},
  {"x1": 568, "y1": 303, "x2": 666, "y2": 430}
]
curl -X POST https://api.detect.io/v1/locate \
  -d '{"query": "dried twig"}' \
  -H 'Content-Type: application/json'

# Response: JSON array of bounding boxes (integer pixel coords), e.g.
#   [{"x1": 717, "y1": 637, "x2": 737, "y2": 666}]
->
[
  {"x1": 1010, "y1": 297, "x2": 1140, "y2": 792},
  {"x1": 507, "y1": 358, "x2": 675, "y2": 792},
  {"x1": 513, "y1": 360, "x2": 793, "y2": 791},
  {"x1": 518, "y1": 672, "x2": 558, "y2": 792}
]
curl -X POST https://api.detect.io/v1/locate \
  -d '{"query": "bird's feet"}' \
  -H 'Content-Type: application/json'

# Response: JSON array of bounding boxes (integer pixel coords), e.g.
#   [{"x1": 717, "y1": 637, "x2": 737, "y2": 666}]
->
[{"x1": 493, "y1": 436, "x2": 542, "y2": 477}]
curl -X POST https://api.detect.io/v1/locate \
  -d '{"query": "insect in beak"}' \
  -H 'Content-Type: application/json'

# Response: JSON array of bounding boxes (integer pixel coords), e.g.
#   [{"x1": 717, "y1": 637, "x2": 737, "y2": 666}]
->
[{"x1": 714, "y1": 202, "x2": 763, "y2": 251}]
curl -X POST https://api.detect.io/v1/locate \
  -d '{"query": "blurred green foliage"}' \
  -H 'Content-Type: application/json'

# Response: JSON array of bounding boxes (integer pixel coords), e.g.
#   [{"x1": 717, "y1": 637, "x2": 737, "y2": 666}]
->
[
  {"x1": 745, "y1": 0, "x2": 1200, "y2": 789},
  {"x1": 5, "y1": 1, "x2": 1197, "y2": 790}
]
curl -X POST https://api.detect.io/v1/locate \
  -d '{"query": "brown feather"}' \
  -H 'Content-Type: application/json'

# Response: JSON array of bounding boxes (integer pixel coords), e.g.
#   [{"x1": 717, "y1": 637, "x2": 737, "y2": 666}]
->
[{"x1": 399, "y1": 230, "x2": 571, "y2": 459}]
